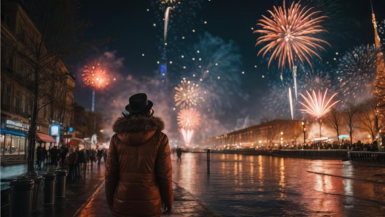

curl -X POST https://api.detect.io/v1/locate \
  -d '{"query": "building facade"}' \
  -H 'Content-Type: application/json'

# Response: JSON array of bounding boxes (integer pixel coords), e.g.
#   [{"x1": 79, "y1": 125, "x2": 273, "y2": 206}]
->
[{"x1": 1, "y1": 2, "x2": 75, "y2": 164}]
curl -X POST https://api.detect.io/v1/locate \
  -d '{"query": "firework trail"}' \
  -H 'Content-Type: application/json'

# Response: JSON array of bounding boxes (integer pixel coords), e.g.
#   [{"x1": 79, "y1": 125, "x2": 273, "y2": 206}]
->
[
  {"x1": 164, "y1": 6, "x2": 174, "y2": 41},
  {"x1": 334, "y1": 45, "x2": 380, "y2": 105},
  {"x1": 299, "y1": 89, "x2": 339, "y2": 119},
  {"x1": 254, "y1": 0, "x2": 330, "y2": 78},
  {"x1": 180, "y1": 128, "x2": 194, "y2": 147},
  {"x1": 293, "y1": 66, "x2": 298, "y2": 100},
  {"x1": 288, "y1": 87, "x2": 294, "y2": 120},
  {"x1": 263, "y1": 60, "x2": 332, "y2": 119}
]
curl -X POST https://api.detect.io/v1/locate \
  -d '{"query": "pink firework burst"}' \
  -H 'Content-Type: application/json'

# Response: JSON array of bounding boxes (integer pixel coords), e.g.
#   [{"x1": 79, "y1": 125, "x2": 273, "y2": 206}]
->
[
  {"x1": 299, "y1": 89, "x2": 339, "y2": 119},
  {"x1": 177, "y1": 108, "x2": 201, "y2": 129}
]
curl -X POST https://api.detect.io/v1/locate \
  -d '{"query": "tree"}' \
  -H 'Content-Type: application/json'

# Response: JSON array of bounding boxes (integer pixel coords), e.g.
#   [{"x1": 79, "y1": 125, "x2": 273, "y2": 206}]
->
[
  {"x1": 10, "y1": 0, "x2": 108, "y2": 174},
  {"x1": 342, "y1": 104, "x2": 359, "y2": 145},
  {"x1": 325, "y1": 108, "x2": 342, "y2": 143},
  {"x1": 356, "y1": 98, "x2": 379, "y2": 139}
]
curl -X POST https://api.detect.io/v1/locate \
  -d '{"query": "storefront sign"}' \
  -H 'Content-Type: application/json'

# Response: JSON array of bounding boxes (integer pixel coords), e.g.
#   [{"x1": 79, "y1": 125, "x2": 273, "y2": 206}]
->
[
  {"x1": 5, "y1": 119, "x2": 29, "y2": 131},
  {"x1": 50, "y1": 125, "x2": 60, "y2": 136}
]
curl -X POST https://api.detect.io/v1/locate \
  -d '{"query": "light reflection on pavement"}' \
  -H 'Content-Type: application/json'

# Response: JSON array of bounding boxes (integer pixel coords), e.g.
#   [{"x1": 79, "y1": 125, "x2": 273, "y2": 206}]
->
[{"x1": 172, "y1": 153, "x2": 385, "y2": 216}]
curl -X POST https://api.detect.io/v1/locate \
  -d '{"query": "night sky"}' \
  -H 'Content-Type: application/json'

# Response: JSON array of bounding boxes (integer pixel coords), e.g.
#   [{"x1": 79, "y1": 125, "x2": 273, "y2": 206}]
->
[{"x1": 70, "y1": 0, "x2": 385, "y2": 140}]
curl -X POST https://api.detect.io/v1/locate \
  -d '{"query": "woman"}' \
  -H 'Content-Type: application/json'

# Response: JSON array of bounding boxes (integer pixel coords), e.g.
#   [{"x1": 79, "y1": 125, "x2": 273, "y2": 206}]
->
[{"x1": 105, "y1": 93, "x2": 173, "y2": 217}]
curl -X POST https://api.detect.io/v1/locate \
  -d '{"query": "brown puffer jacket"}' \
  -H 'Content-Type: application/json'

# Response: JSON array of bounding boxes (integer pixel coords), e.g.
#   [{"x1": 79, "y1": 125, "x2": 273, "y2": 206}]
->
[{"x1": 105, "y1": 115, "x2": 173, "y2": 217}]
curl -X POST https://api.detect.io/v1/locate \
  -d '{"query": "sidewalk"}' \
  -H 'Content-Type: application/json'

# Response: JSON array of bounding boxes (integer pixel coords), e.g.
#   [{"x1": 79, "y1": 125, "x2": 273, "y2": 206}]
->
[
  {"x1": 78, "y1": 181, "x2": 221, "y2": 217},
  {"x1": 1, "y1": 162, "x2": 221, "y2": 217}
]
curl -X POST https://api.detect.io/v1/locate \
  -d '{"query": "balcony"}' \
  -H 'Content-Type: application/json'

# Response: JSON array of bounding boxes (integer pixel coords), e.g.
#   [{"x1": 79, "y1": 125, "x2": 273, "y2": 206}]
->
[{"x1": 1, "y1": 104, "x2": 31, "y2": 118}]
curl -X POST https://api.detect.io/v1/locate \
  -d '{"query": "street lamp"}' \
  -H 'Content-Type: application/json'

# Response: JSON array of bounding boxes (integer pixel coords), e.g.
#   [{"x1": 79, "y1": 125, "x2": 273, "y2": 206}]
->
[{"x1": 302, "y1": 121, "x2": 306, "y2": 145}]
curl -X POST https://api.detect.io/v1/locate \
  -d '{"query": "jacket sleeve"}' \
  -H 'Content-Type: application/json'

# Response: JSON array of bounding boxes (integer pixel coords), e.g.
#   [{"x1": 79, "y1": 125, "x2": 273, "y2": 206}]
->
[
  {"x1": 105, "y1": 134, "x2": 119, "y2": 210},
  {"x1": 156, "y1": 134, "x2": 173, "y2": 206}
]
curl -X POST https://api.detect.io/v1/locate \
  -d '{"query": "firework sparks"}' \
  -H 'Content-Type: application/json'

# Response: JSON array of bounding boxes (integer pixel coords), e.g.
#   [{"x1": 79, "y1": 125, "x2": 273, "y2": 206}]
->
[
  {"x1": 82, "y1": 63, "x2": 110, "y2": 90},
  {"x1": 177, "y1": 108, "x2": 201, "y2": 129},
  {"x1": 254, "y1": 0, "x2": 330, "y2": 75},
  {"x1": 299, "y1": 89, "x2": 339, "y2": 119},
  {"x1": 174, "y1": 80, "x2": 202, "y2": 108},
  {"x1": 334, "y1": 45, "x2": 380, "y2": 104}
]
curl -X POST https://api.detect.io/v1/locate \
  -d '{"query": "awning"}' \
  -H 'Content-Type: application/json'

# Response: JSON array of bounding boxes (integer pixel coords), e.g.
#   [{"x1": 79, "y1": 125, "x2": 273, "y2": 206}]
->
[
  {"x1": 36, "y1": 133, "x2": 56, "y2": 143},
  {"x1": 68, "y1": 138, "x2": 84, "y2": 146}
]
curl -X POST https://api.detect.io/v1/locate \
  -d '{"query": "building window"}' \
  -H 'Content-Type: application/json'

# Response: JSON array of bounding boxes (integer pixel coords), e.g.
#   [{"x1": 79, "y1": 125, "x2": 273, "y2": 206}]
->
[
  {"x1": 6, "y1": 49, "x2": 14, "y2": 72},
  {"x1": 1, "y1": 14, "x2": 11, "y2": 28},
  {"x1": 15, "y1": 90, "x2": 20, "y2": 109},
  {"x1": 19, "y1": 137, "x2": 25, "y2": 155},
  {"x1": 22, "y1": 94, "x2": 26, "y2": 113},
  {"x1": 5, "y1": 84, "x2": 12, "y2": 105},
  {"x1": 4, "y1": 134, "x2": 12, "y2": 155}
]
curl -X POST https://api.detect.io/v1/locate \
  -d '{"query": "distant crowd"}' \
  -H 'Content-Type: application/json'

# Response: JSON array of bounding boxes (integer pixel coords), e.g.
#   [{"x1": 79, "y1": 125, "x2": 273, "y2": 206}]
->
[
  {"x1": 35, "y1": 144, "x2": 108, "y2": 183},
  {"x1": 277, "y1": 140, "x2": 380, "y2": 151}
]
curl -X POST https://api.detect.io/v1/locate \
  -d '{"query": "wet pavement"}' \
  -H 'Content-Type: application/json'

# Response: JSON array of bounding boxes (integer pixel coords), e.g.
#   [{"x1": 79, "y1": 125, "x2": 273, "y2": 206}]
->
[
  {"x1": 3, "y1": 154, "x2": 385, "y2": 216},
  {"x1": 173, "y1": 153, "x2": 385, "y2": 217}
]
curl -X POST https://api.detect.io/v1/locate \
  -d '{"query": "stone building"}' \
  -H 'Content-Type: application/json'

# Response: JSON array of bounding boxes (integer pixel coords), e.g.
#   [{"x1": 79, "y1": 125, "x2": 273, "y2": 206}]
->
[{"x1": 1, "y1": 2, "x2": 75, "y2": 164}]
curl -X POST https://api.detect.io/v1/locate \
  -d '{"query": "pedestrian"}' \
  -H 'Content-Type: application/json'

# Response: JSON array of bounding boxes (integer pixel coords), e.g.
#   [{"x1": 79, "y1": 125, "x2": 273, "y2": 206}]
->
[
  {"x1": 176, "y1": 147, "x2": 182, "y2": 162},
  {"x1": 106, "y1": 93, "x2": 173, "y2": 216},
  {"x1": 77, "y1": 144, "x2": 88, "y2": 178},
  {"x1": 60, "y1": 144, "x2": 68, "y2": 167},
  {"x1": 36, "y1": 144, "x2": 44, "y2": 170},
  {"x1": 86, "y1": 147, "x2": 91, "y2": 163},
  {"x1": 90, "y1": 148, "x2": 96, "y2": 167},
  {"x1": 97, "y1": 146, "x2": 103, "y2": 166},
  {"x1": 66, "y1": 146, "x2": 78, "y2": 183},
  {"x1": 51, "y1": 146, "x2": 58, "y2": 166},
  {"x1": 42, "y1": 145, "x2": 47, "y2": 165}
]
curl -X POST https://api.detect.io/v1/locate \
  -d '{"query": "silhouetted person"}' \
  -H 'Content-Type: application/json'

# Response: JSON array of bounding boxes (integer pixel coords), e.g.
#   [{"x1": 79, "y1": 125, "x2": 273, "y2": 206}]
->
[{"x1": 176, "y1": 147, "x2": 182, "y2": 162}]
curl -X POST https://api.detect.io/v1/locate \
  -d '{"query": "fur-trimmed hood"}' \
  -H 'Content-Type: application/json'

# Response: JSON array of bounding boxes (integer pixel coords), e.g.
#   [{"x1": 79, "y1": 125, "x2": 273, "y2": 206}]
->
[{"x1": 112, "y1": 116, "x2": 165, "y2": 146}]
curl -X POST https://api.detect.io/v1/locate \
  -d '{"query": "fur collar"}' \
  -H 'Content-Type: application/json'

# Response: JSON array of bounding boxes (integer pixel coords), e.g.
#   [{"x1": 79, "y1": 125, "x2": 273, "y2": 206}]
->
[{"x1": 112, "y1": 115, "x2": 165, "y2": 133}]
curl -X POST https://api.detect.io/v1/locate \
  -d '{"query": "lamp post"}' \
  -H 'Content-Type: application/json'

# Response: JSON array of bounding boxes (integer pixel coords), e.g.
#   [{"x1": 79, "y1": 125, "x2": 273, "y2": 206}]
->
[{"x1": 302, "y1": 121, "x2": 306, "y2": 145}]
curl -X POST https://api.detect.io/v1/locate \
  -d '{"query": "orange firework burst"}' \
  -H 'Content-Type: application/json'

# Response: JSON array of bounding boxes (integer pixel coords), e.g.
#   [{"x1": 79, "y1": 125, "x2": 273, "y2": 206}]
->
[
  {"x1": 82, "y1": 63, "x2": 110, "y2": 90},
  {"x1": 254, "y1": 0, "x2": 330, "y2": 72},
  {"x1": 177, "y1": 108, "x2": 201, "y2": 129},
  {"x1": 299, "y1": 89, "x2": 339, "y2": 119}
]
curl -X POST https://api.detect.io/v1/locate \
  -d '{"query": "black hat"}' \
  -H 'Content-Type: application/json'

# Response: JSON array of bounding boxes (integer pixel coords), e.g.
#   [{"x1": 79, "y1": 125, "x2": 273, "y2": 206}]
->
[{"x1": 124, "y1": 93, "x2": 153, "y2": 115}]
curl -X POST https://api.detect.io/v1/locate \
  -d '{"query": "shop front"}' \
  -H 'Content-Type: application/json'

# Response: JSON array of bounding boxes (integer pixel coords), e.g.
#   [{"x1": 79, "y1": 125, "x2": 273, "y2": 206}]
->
[{"x1": 0, "y1": 119, "x2": 29, "y2": 163}]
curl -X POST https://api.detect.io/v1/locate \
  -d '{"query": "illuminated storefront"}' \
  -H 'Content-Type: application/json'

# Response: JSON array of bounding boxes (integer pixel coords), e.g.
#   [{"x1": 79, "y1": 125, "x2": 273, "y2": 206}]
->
[{"x1": 0, "y1": 119, "x2": 29, "y2": 156}]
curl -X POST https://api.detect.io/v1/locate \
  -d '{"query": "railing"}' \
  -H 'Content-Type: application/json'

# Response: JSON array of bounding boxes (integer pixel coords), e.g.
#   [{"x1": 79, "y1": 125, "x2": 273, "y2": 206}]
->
[
  {"x1": 349, "y1": 151, "x2": 385, "y2": 164},
  {"x1": 276, "y1": 149, "x2": 348, "y2": 159}
]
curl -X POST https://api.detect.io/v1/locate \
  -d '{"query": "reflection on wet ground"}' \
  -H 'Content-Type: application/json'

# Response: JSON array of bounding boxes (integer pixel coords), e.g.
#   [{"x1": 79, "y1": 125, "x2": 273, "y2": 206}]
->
[{"x1": 172, "y1": 153, "x2": 385, "y2": 217}]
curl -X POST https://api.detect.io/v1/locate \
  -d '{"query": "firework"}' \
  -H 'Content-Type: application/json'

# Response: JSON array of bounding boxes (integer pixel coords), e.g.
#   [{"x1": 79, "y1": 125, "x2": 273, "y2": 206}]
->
[
  {"x1": 334, "y1": 45, "x2": 379, "y2": 104},
  {"x1": 162, "y1": 0, "x2": 176, "y2": 3},
  {"x1": 254, "y1": 0, "x2": 330, "y2": 75},
  {"x1": 82, "y1": 63, "x2": 110, "y2": 90},
  {"x1": 288, "y1": 87, "x2": 294, "y2": 120},
  {"x1": 299, "y1": 89, "x2": 339, "y2": 119},
  {"x1": 164, "y1": 6, "x2": 174, "y2": 41},
  {"x1": 174, "y1": 80, "x2": 202, "y2": 108},
  {"x1": 177, "y1": 108, "x2": 201, "y2": 129},
  {"x1": 180, "y1": 128, "x2": 194, "y2": 147}
]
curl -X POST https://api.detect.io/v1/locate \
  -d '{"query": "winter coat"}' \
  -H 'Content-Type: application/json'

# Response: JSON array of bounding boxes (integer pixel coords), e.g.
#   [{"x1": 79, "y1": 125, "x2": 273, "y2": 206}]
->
[
  {"x1": 66, "y1": 152, "x2": 78, "y2": 165},
  {"x1": 105, "y1": 115, "x2": 173, "y2": 217}
]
